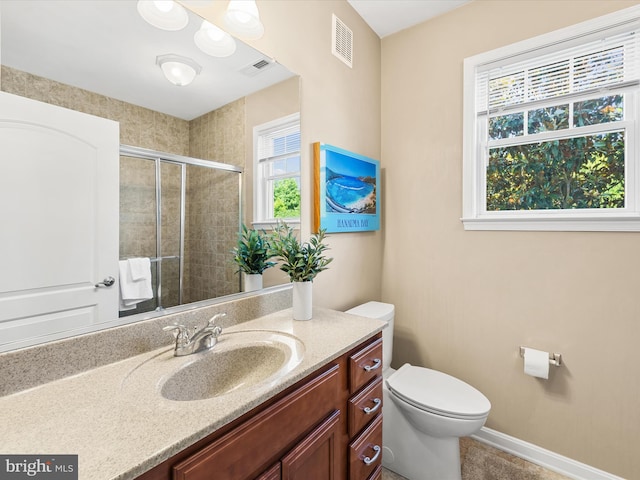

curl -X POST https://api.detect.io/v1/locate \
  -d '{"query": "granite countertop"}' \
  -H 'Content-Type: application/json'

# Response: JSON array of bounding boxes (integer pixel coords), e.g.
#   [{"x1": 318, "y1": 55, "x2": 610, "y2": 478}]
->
[{"x1": 0, "y1": 307, "x2": 385, "y2": 480}]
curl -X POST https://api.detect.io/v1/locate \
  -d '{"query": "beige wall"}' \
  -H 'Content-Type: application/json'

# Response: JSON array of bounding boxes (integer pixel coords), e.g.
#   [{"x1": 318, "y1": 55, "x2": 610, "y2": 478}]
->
[
  {"x1": 14, "y1": 0, "x2": 637, "y2": 474},
  {"x1": 381, "y1": 1, "x2": 640, "y2": 478},
  {"x1": 191, "y1": 0, "x2": 383, "y2": 309},
  {"x1": 245, "y1": 76, "x2": 300, "y2": 288},
  {"x1": 254, "y1": 1, "x2": 383, "y2": 309}
]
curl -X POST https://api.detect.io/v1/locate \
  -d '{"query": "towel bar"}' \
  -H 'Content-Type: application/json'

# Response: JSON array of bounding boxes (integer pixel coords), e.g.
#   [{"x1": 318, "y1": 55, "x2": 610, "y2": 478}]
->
[{"x1": 120, "y1": 255, "x2": 180, "y2": 263}]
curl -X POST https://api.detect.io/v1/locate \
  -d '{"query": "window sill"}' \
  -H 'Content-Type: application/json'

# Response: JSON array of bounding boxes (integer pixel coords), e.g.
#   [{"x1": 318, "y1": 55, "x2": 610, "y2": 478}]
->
[{"x1": 461, "y1": 215, "x2": 640, "y2": 232}]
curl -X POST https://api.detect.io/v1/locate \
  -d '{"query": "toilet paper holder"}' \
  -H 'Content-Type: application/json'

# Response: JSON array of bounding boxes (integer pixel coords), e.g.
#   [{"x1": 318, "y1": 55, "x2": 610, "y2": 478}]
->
[{"x1": 519, "y1": 347, "x2": 562, "y2": 367}]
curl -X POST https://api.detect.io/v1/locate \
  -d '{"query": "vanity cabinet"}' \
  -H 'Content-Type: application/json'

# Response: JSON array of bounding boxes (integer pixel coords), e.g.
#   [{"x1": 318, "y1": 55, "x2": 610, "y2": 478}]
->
[
  {"x1": 277, "y1": 409, "x2": 341, "y2": 479},
  {"x1": 347, "y1": 338, "x2": 384, "y2": 480},
  {"x1": 137, "y1": 333, "x2": 382, "y2": 480}
]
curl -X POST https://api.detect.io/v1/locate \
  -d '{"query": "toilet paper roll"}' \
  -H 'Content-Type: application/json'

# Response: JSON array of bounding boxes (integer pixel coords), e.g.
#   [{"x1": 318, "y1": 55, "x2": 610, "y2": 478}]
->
[{"x1": 523, "y1": 347, "x2": 549, "y2": 379}]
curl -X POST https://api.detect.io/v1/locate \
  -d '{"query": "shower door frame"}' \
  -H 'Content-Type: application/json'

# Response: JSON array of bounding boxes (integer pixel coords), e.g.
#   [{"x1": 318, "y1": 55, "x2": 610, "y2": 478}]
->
[{"x1": 120, "y1": 144, "x2": 243, "y2": 311}]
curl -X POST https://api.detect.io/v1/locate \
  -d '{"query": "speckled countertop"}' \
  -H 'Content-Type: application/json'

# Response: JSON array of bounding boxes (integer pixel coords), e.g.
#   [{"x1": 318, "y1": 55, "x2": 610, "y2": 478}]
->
[{"x1": 0, "y1": 307, "x2": 385, "y2": 480}]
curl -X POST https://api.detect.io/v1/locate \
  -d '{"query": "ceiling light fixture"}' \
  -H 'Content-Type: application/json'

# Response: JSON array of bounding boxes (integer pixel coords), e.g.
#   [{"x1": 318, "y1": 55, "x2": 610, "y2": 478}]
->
[
  {"x1": 156, "y1": 54, "x2": 202, "y2": 86},
  {"x1": 194, "y1": 20, "x2": 237, "y2": 58},
  {"x1": 223, "y1": 0, "x2": 264, "y2": 40},
  {"x1": 137, "y1": 0, "x2": 189, "y2": 31}
]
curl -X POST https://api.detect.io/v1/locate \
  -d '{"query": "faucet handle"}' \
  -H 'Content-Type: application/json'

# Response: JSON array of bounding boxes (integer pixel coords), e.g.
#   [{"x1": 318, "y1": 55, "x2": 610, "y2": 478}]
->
[
  {"x1": 163, "y1": 324, "x2": 189, "y2": 345},
  {"x1": 207, "y1": 312, "x2": 226, "y2": 327}
]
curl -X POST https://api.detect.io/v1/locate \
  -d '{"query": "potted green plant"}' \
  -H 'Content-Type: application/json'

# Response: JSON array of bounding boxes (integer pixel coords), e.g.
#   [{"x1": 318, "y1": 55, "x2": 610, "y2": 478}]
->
[
  {"x1": 269, "y1": 222, "x2": 332, "y2": 320},
  {"x1": 232, "y1": 224, "x2": 276, "y2": 292}
]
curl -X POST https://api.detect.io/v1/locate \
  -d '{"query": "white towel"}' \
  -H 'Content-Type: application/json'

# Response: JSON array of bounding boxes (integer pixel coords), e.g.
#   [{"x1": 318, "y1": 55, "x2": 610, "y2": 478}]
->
[
  {"x1": 128, "y1": 257, "x2": 150, "y2": 281},
  {"x1": 119, "y1": 258, "x2": 153, "y2": 311}
]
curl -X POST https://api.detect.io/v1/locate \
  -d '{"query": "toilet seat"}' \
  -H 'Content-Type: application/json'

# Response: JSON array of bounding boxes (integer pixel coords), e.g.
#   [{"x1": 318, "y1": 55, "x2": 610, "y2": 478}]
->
[{"x1": 386, "y1": 364, "x2": 491, "y2": 420}]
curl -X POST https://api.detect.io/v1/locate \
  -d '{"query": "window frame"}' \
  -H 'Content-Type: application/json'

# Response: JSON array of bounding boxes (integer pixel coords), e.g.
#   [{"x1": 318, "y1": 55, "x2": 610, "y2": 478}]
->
[
  {"x1": 253, "y1": 112, "x2": 301, "y2": 229},
  {"x1": 462, "y1": 6, "x2": 640, "y2": 231}
]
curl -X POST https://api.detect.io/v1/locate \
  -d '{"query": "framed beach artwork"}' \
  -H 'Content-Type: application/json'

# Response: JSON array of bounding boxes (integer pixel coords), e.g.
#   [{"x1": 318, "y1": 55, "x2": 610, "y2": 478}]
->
[{"x1": 313, "y1": 142, "x2": 380, "y2": 233}]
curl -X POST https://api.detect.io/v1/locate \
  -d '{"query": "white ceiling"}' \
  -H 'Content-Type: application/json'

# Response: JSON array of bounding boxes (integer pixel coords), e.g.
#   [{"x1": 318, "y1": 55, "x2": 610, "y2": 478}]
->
[
  {"x1": 348, "y1": 0, "x2": 472, "y2": 38},
  {"x1": 0, "y1": 0, "x2": 470, "y2": 120},
  {"x1": 0, "y1": 1, "x2": 294, "y2": 120}
]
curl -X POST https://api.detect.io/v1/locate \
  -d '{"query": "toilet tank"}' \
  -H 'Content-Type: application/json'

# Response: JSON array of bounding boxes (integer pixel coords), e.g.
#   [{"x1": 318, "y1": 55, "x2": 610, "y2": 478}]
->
[{"x1": 345, "y1": 302, "x2": 395, "y2": 370}]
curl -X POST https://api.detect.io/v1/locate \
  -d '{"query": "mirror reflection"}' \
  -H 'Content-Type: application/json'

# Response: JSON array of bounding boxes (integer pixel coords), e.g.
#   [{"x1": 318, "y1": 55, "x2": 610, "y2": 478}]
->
[
  {"x1": 0, "y1": 0, "x2": 299, "y2": 351},
  {"x1": 118, "y1": 147, "x2": 242, "y2": 317}
]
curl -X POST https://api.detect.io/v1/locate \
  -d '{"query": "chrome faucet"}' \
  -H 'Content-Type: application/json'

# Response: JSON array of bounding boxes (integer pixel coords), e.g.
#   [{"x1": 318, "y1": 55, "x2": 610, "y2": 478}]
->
[{"x1": 163, "y1": 313, "x2": 226, "y2": 356}]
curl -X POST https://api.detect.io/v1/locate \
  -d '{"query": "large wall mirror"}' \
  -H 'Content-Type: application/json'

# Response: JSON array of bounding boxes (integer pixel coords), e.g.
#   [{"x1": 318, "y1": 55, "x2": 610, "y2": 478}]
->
[{"x1": 0, "y1": 0, "x2": 299, "y2": 352}]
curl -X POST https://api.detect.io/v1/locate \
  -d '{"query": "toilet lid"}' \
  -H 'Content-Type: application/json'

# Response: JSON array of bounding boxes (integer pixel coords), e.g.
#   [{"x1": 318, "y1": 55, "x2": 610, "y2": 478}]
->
[
  {"x1": 386, "y1": 364, "x2": 491, "y2": 420},
  {"x1": 346, "y1": 301, "x2": 394, "y2": 322}
]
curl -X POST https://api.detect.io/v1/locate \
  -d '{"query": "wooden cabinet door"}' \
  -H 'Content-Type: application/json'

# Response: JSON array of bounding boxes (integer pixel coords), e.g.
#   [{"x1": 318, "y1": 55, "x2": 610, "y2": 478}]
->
[
  {"x1": 255, "y1": 463, "x2": 281, "y2": 480},
  {"x1": 173, "y1": 366, "x2": 339, "y2": 480},
  {"x1": 281, "y1": 410, "x2": 340, "y2": 480}
]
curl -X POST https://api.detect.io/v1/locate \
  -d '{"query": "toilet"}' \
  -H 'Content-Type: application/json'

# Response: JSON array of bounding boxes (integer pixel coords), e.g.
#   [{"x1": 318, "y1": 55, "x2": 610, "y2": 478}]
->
[{"x1": 346, "y1": 302, "x2": 491, "y2": 480}]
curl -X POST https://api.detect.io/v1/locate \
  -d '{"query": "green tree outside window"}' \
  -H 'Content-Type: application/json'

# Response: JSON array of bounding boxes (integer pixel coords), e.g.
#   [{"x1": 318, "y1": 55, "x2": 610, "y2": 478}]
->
[
  {"x1": 273, "y1": 178, "x2": 301, "y2": 218},
  {"x1": 486, "y1": 95, "x2": 625, "y2": 210}
]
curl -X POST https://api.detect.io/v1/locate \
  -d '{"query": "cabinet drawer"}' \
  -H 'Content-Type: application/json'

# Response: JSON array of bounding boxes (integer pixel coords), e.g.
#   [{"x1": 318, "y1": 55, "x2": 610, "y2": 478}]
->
[
  {"x1": 348, "y1": 415, "x2": 382, "y2": 480},
  {"x1": 349, "y1": 338, "x2": 383, "y2": 394},
  {"x1": 348, "y1": 376, "x2": 382, "y2": 437},
  {"x1": 173, "y1": 364, "x2": 339, "y2": 480},
  {"x1": 367, "y1": 465, "x2": 382, "y2": 480}
]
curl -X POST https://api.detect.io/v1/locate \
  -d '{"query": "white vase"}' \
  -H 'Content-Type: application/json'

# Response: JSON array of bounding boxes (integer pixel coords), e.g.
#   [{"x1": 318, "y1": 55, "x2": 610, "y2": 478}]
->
[
  {"x1": 243, "y1": 273, "x2": 263, "y2": 292},
  {"x1": 292, "y1": 281, "x2": 313, "y2": 320}
]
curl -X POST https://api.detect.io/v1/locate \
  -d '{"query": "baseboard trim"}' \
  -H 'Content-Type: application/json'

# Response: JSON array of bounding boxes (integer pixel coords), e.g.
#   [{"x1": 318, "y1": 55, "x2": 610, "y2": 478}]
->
[{"x1": 471, "y1": 427, "x2": 625, "y2": 480}]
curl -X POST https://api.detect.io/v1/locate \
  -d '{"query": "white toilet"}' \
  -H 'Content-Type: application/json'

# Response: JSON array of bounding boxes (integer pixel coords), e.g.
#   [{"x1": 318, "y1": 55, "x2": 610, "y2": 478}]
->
[{"x1": 346, "y1": 302, "x2": 491, "y2": 480}]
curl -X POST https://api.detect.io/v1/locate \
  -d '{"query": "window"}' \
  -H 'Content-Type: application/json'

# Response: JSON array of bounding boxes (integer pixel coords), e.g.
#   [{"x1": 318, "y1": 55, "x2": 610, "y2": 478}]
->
[
  {"x1": 254, "y1": 113, "x2": 301, "y2": 226},
  {"x1": 463, "y1": 7, "x2": 640, "y2": 231}
]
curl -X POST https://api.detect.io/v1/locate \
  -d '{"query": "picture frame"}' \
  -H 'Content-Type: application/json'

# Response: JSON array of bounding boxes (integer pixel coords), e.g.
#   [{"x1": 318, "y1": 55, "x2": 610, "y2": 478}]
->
[{"x1": 313, "y1": 142, "x2": 380, "y2": 233}]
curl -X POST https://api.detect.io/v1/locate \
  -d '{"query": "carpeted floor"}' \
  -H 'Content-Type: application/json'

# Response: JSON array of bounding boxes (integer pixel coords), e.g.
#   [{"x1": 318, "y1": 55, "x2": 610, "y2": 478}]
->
[
  {"x1": 382, "y1": 467, "x2": 408, "y2": 480},
  {"x1": 461, "y1": 445, "x2": 542, "y2": 480},
  {"x1": 460, "y1": 439, "x2": 571, "y2": 480},
  {"x1": 380, "y1": 438, "x2": 572, "y2": 480}
]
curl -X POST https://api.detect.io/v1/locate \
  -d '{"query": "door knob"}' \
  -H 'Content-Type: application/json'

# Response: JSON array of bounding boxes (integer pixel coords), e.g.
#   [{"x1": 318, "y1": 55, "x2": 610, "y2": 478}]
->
[{"x1": 95, "y1": 276, "x2": 116, "y2": 288}]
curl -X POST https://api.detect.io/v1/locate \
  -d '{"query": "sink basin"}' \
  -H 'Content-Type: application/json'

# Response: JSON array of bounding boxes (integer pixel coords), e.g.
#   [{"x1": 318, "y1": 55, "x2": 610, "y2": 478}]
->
[
  {"x1": 162, "y1": 344, "x2": 290, "y2": 401},
  {"x1": 122, "y1": 330, "x2": 305, "y2": 402}
]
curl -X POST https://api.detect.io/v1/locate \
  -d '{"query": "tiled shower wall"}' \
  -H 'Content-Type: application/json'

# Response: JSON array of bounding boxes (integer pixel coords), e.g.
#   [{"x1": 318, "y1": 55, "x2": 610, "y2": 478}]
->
[
  {"x1": 187, "y1": 100, "x2": 245, "y2": 302},
  {"x1": 1, "y1": 66, "x2": 242, "y2": 307},
  {"x1": 0, "y1": 66, "x2": 190, "y2": 153}
]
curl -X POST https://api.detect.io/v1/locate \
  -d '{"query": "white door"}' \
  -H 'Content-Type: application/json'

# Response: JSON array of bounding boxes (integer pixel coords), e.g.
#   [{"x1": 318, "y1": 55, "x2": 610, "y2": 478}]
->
[{"x1": 0, "y1": 92, "x2": 119, "y2": 352}]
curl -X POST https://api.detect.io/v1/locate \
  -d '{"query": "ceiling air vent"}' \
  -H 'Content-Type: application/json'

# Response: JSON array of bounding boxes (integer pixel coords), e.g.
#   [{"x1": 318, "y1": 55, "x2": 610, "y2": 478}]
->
[
  {"x1": 253, "y1": 59, "x2": 270, "y2": 69},
  {"x1": 332, "y1": 14, "x2": 353, "y2": 68},
  {"x1": 240, "y1": 58, "x2": 275, "y2": 77}
]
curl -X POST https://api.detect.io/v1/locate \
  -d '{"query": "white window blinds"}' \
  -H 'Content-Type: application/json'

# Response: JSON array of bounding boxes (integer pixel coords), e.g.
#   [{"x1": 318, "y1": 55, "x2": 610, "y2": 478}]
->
[
  {"x1": 257, "y1": 124, "x2": 300, "y2": 164},
  {"x1": 476, "y1": 25, "x2": 640, "y2": 114}
]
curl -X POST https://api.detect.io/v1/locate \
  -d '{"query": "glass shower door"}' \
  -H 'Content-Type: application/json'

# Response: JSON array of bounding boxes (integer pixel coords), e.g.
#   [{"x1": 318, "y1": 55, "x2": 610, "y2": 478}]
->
[
  {"x1": 158, "y1": 160, "x2": 183, "y2": 310},
  {"x1": 119, "y1": 155, "x2": 159, "y2": 316}
]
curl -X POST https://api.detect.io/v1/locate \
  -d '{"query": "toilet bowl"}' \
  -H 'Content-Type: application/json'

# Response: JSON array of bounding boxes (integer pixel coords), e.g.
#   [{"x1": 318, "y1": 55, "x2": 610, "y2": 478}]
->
[{"x1": 346, "y1": 302, "x2": 491, "y2": 480}]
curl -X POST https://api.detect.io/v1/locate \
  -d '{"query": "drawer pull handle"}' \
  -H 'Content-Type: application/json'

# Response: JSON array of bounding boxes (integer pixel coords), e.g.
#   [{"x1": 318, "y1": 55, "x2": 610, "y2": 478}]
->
[
  {"x1": 363, "y1": 398, "x2": 381, "y2": 415},
  {"x1": 363, "y1": 358, "x2": 381, "y2": 372},
  {"x1": 363, "y1": 445, "x2": 381, "y2": 465}
]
